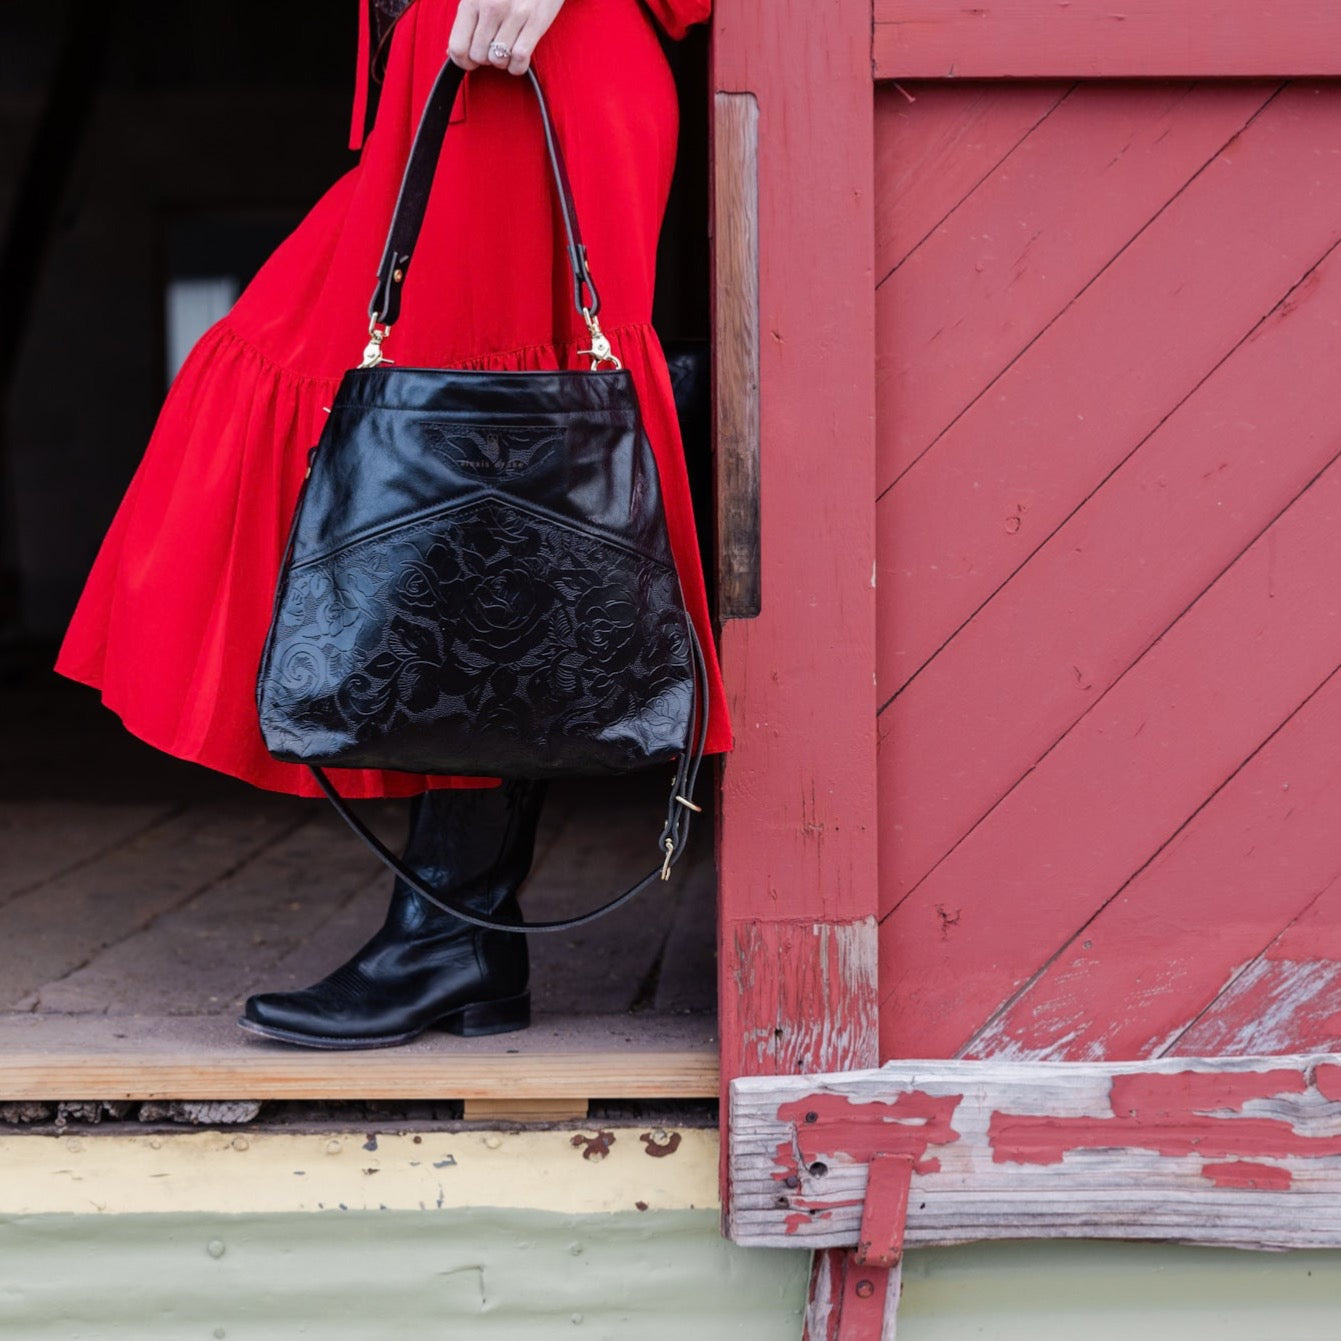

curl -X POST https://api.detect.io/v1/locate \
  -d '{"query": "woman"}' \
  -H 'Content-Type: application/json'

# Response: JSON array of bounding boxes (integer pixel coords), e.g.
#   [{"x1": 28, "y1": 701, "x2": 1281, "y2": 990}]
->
[{"x1": 55, "y1": 0, "x2": 730, "y2": 1049}]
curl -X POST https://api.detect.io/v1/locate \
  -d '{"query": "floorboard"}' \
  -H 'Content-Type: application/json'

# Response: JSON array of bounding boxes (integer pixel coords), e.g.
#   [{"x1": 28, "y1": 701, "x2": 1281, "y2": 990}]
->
[
  {"x1": 0, "y1": 675, "x2": 717, "y2": 1100},
  {"x1": 0, "y1": 1012, "x2": 719, "y2": 1100}
]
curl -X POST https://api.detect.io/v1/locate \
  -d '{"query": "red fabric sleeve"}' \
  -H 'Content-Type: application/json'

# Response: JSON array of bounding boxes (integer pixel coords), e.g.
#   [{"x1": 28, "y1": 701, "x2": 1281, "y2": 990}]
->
[{"x1": 641, "y1": 0, "x2": 712, "y2": 40}]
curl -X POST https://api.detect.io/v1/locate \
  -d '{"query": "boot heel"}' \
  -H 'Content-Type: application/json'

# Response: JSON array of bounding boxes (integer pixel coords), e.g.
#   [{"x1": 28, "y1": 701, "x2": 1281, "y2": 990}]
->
[{"x1": 439, "y1": 991, "x2": 531, "y2": 1038}]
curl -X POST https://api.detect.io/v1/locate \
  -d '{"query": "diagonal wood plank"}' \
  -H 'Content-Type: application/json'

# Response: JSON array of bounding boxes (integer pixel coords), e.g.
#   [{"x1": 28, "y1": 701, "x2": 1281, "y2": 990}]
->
[
  {"x1": 875, "y1": 80, "x2": 1070, "y2": 280},
  {"x1": 875, "y1": 81, "x2": 1341, "y2": 702},
  {"x1": 878, "y1": 445, "x2": 1341, "y2": 1059},
  {"x1": 876, "y1": 81, "x2": 1271, "y2": 488},
  {"x1": 1167, "y1": 872, "x2": 1341, "y2": 1059},
  {"x1": 963, "y1": 664, "x2": 1341, "y2": 1061},
  {"x1": 878, "y1": 237, "x2": 1341, "y2": 907},
  {"x1": 0, "y1": 799, "x2": 305, "y2": 1009}
]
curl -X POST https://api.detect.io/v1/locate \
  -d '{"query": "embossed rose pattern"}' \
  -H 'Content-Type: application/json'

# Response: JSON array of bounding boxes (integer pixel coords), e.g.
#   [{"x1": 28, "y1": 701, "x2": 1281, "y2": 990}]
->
[{"x1": 259, "y1": 497, "x2": 694, "y2": 775}]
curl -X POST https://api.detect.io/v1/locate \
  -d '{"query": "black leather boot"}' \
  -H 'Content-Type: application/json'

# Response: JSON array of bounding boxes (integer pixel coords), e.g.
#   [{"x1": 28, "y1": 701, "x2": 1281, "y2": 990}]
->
[{"x1": 239, "y1": 780, "x2": 547, "y2": 1049}]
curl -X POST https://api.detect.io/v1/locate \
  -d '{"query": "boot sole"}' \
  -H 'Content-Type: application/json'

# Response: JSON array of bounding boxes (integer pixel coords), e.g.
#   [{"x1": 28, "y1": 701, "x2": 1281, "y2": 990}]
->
[{"x1": 236, "y1": 992, "x2": 531, "y2": 1051}]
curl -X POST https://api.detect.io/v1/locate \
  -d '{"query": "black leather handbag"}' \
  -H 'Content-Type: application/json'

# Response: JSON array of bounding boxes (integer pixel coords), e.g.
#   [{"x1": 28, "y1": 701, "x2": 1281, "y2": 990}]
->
[{"x1": 257, "y1": 59, "x2": 708, "y2": 932}]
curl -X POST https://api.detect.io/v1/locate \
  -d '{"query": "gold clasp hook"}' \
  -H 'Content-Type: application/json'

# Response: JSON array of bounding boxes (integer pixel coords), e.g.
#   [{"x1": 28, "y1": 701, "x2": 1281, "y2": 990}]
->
[
  {"x1": 660, "y1": 837, "x2": 675, "y2": 881},
  {"x1": 579, "y1": 308, "x2": 622, "y2": 372},
  {"x1": 360, "y1": 317, "x2": 393, "y2": 369}
]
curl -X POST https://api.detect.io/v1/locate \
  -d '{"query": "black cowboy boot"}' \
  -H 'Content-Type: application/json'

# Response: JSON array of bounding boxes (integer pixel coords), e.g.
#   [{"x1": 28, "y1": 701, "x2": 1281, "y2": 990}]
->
[{"x1": 239, "y1": 780, "x2": 547, "y2": 1049}]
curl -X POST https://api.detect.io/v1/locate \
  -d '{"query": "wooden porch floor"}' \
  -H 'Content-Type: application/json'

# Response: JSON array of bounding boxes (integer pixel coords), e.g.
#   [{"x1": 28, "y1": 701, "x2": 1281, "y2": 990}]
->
[{"x1": 0, "y1": 676, "x2": 717, "y2": 1101}]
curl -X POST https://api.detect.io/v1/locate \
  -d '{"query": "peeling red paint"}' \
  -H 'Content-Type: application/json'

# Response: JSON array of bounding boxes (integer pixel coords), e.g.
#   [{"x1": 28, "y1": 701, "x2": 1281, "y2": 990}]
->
[
  {"x1": 1107, "y1": 1069, "x2": 1306, "y2": 1117},
  {"x1": 1200, "y1": 1160, "x2": 1293, "y2": 1190},
  {"x1": 991, "y1": 1068, "x2": 1339, "y2": 1167},
  {"x1": 773, "y1": 1090, "x2": 962, "y2": 1184},
  {"x1": 785, "y1": 1209, "x2": 834, "y2": 1235},
  {"x1": 1315, "y1": 1064, "x2": 1341, "y2": 1102}
]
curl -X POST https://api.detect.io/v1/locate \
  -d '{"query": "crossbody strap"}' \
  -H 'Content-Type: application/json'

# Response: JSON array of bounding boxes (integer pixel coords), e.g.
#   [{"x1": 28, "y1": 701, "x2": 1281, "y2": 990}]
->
[{"x1": 308, "y1": 612, "x2": 710, "y2": 934}]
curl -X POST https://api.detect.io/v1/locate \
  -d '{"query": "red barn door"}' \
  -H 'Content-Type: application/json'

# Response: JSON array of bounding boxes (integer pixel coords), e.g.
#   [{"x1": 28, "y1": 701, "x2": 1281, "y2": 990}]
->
[
  {"x1": 872, "y1": 11, "x2": 1341, "y2": 1068},
  {"x1": 713, "y1": 3, "x2": 1341, "y2": 1338}
]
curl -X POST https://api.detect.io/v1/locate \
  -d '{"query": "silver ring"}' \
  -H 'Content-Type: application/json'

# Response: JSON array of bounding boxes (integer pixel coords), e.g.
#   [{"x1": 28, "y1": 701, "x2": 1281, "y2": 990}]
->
[{"x1": 488, "y1": 41, "x2": 512, "y2": 63}]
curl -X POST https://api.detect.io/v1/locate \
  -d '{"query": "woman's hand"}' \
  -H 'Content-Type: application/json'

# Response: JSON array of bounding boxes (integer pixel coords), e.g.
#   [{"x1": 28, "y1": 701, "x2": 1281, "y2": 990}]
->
[{"x1": 448, "y1": 0, "x2": 567, "y2": 76}]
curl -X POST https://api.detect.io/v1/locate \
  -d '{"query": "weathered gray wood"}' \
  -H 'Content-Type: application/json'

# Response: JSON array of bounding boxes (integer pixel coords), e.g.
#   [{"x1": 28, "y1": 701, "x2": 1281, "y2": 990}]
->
[
  {"x1": 1, "y1": 800, "x2": 306, "y2": 1009},
  {"x1": 29, "y1": 809, "x2": 381, "y2": 1014},
  {"x1": 729, "y1": 1055, "x2": 1341, "y2": 1252},
  {"x1": 0, "y1": 801, "x2": 174, "y2": 906}
]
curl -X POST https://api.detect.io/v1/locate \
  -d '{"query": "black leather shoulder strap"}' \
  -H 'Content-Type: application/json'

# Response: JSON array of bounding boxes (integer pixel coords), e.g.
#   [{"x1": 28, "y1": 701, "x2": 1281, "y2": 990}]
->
[{"x1": 369, "y1": 60, "x2": 599, "y2": 327}]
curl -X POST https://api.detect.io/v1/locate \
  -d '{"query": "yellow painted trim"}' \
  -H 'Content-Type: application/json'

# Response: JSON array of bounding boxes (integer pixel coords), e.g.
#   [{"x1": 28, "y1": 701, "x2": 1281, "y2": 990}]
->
[{"x1": 0, "y1": 1128, "x2": 721, "y2": 1216}]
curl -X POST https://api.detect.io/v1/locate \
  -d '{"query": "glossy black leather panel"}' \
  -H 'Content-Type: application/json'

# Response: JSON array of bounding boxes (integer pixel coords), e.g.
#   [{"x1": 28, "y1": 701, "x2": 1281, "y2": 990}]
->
[
  {"x1": 258, "y1": 398, "x2": 696, "y2": 777},
  {"x1": 293, "y1": 367, "x2": 668, "y2": 568}
]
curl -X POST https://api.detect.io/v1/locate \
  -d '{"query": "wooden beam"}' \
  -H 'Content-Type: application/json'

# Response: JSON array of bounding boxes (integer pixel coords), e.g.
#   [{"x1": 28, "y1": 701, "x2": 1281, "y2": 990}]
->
[
  {"x1": 0, "y1": 1013, "x2": 717, "y2": 1101},
  {"x1": 730, "y1": 1054, "x2": 1341, "y2": 1251},
  {"x1": 712, "y1": 90, "x2": 761, "y2": 620},
  {"x1": 711, "y1": 0, "x2": 881, "y2": 1329},
  {"x1": 874, "y1": 0, "x2": 1341, "y2": 80},
  {"x1": 709, "y1": 0, "x2": 879, "y2": 1086}
]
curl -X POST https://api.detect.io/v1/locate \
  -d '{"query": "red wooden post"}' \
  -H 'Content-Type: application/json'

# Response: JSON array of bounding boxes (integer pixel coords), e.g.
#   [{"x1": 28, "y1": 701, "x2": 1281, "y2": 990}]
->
[{"x1": 710, "y1": 1, "x2": 881, "y2": 1336}]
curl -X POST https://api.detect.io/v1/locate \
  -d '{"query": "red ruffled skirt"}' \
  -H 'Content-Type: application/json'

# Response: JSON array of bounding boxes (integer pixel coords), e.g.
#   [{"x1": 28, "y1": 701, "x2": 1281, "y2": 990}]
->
[{"x1": 56, "y1": 0, "x2": 731, "y2": 798}]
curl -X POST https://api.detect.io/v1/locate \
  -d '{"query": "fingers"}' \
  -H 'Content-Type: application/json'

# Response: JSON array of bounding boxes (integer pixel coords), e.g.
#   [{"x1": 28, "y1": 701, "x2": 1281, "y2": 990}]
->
[
  {"x1": 489, "y1": 10, "x2": 529, "y2": 74},
  {"x1": 448, "y1": 2, "x2": 562, "y2": 78},
  {"x1": 467, "y1": 0, "x2": 519, "y2": 68},
  {"x1": 448, "y1": 0, "x2": 481, "y2": 68},
  {"x1": 505, "y1": 15, "x2": 544, "y2": 75}
]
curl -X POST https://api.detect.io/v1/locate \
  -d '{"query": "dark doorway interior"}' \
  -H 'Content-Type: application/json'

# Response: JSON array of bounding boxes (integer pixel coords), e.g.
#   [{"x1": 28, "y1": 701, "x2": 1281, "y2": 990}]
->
[{"x1": 0, "y1": 2, "x2": 716, "y2": 1093}]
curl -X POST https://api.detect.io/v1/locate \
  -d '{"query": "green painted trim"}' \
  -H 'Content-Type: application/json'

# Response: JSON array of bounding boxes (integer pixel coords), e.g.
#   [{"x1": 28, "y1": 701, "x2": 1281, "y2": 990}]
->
[
  {"x1": 0, "y1": 1208, "x2": 808, "y2": 1340},
  {"x1": 900, "y1": 1241, "x2": 1341, "y2": 1340}
]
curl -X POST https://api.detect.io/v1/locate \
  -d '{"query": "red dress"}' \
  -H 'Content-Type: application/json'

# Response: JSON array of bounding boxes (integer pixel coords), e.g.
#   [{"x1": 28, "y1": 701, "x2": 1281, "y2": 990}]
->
[{"x1": 56, "y1": 0, "x2": 729, "y2": 799}]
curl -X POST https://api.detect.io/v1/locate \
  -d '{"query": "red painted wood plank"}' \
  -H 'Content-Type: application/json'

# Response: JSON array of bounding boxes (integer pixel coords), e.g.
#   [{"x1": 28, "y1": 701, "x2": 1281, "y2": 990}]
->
[
  {"x1": 963, "y1": 665, "x2": 1341, "y2": 1061},
  {"x1": 876, "y1": 81, "x2": 1269, "y2": 490},
  {"x1": 711, "y1": 0, "x2": 878, "y2": 938},
  {"x1": 1167, "y1": 873, "x2": 1341, "y2": 1058},
  {"x1": 875, "y1": 82, "x2": 1341, "y2": 702},
  {"x1": 878, "y1": 446, "x2": 1341, "y2": 1060},
  {"x1": 875, "y1": 80, "x2": 1070, "y2": 280},
  {"x1": 721, "y1": 920, "x2": 879, "y2": 1081},
  {"x1": 878, "y1": 237, "x2": 1341, "y2": 909},
  {"x1": 874, "y1": 1, "x2": 1341, "y2": 80},
  {"x1": 711, "y1": 11, "x2": 880, "y2": 1328}
]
